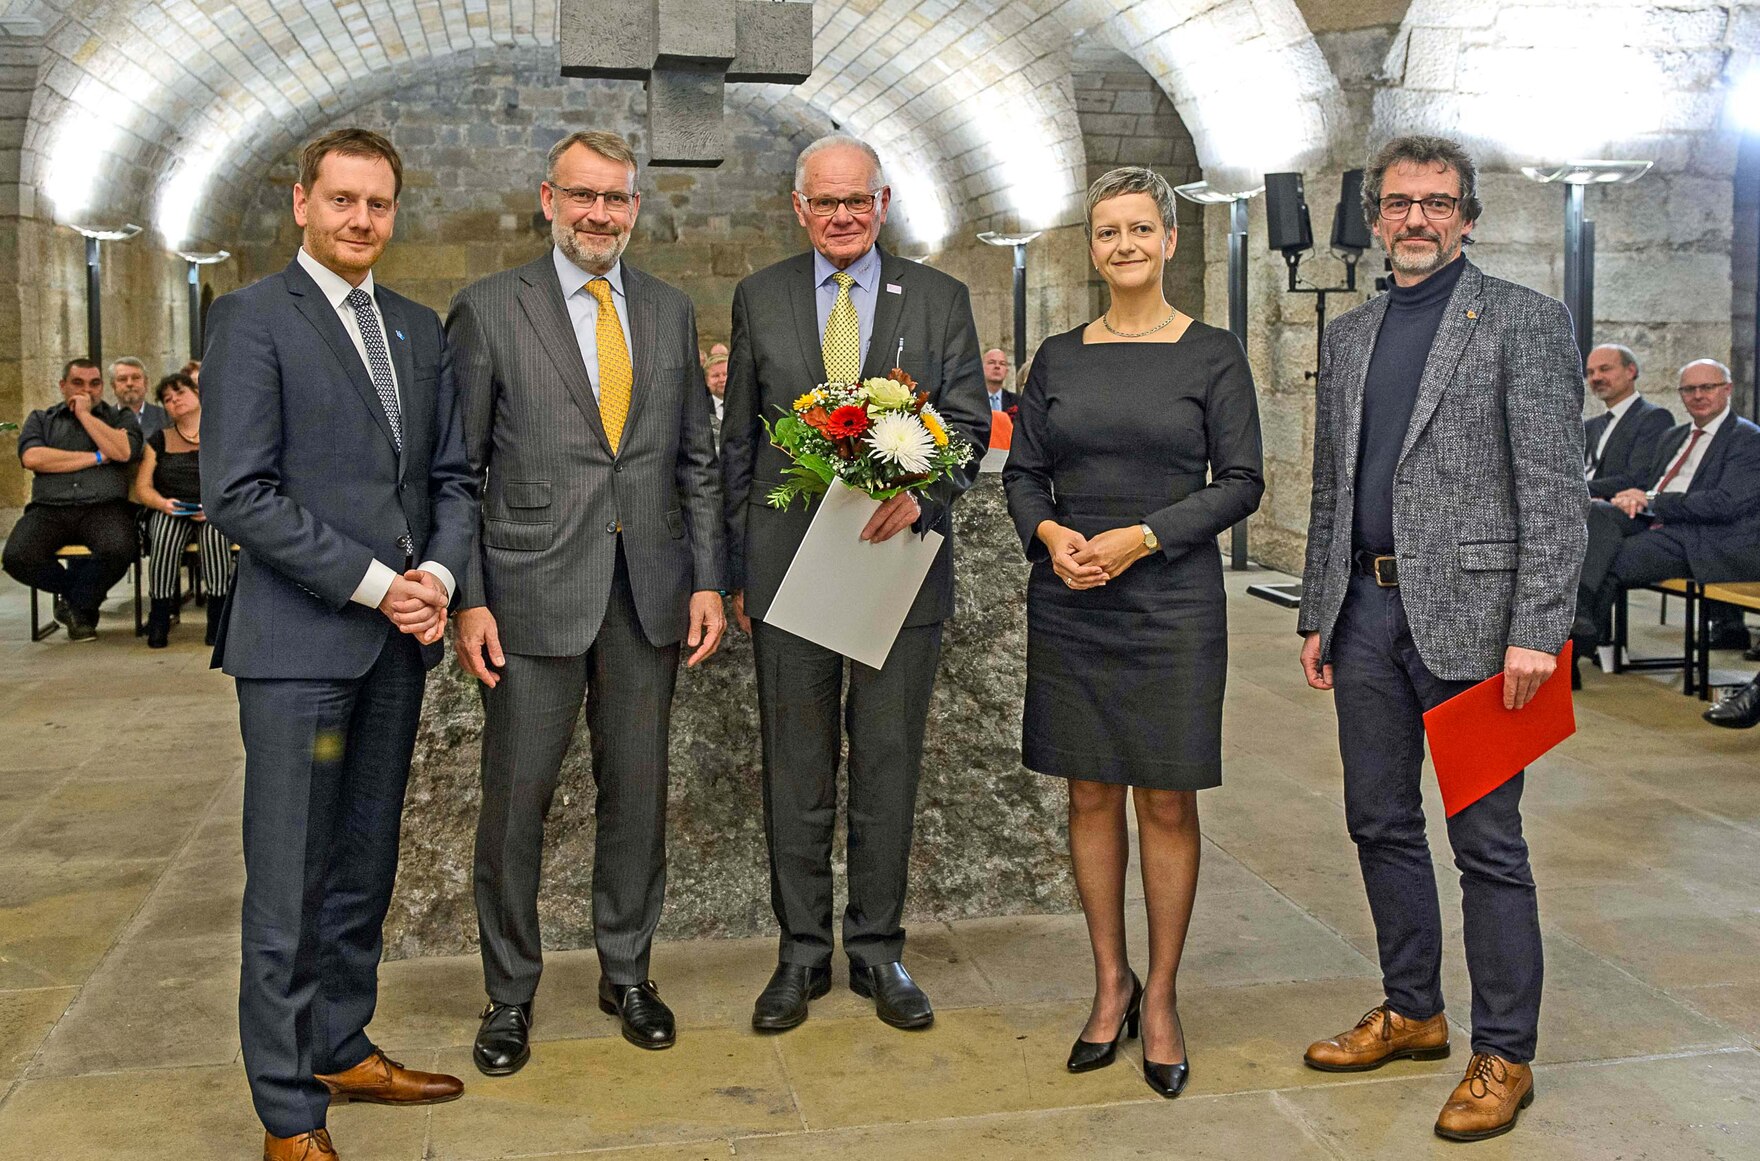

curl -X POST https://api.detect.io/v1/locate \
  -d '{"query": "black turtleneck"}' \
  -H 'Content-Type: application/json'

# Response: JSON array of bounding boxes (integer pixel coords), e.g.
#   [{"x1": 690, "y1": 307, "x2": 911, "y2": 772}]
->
[{"x1": 1352, "y1": 253, "x2": 1466, "y2": 552}]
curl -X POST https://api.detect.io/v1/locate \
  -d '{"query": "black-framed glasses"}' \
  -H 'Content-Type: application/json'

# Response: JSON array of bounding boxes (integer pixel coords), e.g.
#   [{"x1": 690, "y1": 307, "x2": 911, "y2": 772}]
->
[
  {"x1": 797, "y1": 190, "x2": 882, "y2": 216},
  {"x1": 1678, "y1": 381, "x2": 1731, "y2": 396},
  {"x1": 550, "y1": 185, "x2": 634, "y2": 212},
  {"x1": 1377, "y1": 194, "x2": 1460, "y2": 221}
]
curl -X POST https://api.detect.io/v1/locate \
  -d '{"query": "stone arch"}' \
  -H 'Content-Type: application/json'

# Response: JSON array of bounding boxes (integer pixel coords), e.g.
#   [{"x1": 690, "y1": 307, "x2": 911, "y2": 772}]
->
[{"x1": 19, "y1": 1, "x2": 1091, "y2": 252}]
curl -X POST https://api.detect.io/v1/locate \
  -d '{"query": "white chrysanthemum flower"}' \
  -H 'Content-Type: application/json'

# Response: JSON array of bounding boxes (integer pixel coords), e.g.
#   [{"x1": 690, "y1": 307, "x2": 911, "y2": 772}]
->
[{"x1": 866, "y1": 412, "x2": 936, "y2": 474}]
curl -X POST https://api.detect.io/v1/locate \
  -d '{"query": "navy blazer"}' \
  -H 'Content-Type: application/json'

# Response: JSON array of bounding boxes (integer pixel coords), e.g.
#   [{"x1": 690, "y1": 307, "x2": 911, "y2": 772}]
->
[
  {"x1": 1585, "y1": 395, "x2": 1674, "y2": 498},
  {"x1": 201, "y1": 256, "x2": 476, "y2": 679},
  {"x1": 1642, "y1": 415, "x2": 1760, "y2": 581}
]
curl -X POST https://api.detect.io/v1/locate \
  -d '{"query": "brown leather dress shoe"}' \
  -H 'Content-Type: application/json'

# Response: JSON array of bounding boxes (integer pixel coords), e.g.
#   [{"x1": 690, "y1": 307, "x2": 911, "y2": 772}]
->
[
  {"x1": 314, "y1": 1048, "x2": 464, "y2": 1106},
  {"x1": 264, "y1": 1128, "x2": 338, "y2": 1160},
  {"x1": 1435, "y1": 1053, "x2": 1534, "y2": 1141},
  {"x1": 1303, "y1": 1005, "x2": 1450, "y2": 1072}
]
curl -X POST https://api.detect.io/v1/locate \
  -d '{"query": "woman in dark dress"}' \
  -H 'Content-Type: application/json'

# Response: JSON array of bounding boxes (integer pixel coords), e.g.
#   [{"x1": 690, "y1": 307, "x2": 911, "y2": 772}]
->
[
  {"x1": 131, "y1": 372, "x2": 233, "y2": 647},
  {"x1": 1003, "y1": 167, "x2": 1264, "y2": 1098}
]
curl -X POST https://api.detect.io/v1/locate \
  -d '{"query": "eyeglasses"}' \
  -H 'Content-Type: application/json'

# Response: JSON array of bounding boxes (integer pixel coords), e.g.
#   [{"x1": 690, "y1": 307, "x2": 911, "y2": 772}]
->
[
  {"x1": 550, "y1": 185, "x2": 634, "y2": 213},
  {"x1": 798, "y1": 190, "x2": 882, "y2": 216},
  {"x1": 1377, "y1": 194, "x2": 1460, "y2": 221},
  {"x1": 1678, "y1": 381, "x2": 1731, "y2": 396}
]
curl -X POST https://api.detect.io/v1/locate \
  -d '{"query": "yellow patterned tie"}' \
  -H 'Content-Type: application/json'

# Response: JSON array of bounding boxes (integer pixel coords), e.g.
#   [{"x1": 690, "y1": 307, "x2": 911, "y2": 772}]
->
[
  {"x1": 585, "y1": 278, "x2": 633, "y2": 454},
  {"x1": 822, "y1": 271, "x2": 861, "y2": 383}
]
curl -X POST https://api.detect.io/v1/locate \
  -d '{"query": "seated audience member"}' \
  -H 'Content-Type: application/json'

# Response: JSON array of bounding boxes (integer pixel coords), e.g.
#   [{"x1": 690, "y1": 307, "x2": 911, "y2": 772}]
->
[
  {"x1": 706, "y1": 353, "x2": 728, "y2": 440},
  {"x1": 709, "y1": 340, "x2": 729, "y2": 363},
  {"x1": 181, "y1": 359, "x2": 202, "y2": 386},
  {"x1": 110, "y1": 356, "x2": 167, "y2": 440},
  {"x1": 1571, "y1": 359, "x2": 1760, "y2": 684},
  {"x1": 2, "y1": 358, "x2": 144, "y2": 640},
  {"x1": 983, "y1": 347, "x2": 1018, "y2": 413},
  {"x1": 1705, "y1": 670, "x2": 1760, "y2": 729},
  {"x1": 1584, "y1": 344, "x2": 1672, "y2": 498},
  {"x1": 131, "y1": 372, "x2": 233, "y2": 648}
]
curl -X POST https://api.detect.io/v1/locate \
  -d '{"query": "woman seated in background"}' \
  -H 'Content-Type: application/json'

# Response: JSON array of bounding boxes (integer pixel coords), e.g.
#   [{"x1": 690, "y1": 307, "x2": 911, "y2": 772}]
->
[
  {"x1": 1002, "y1": 166, "x2": 1264, "y2": 1099},
  {"x1": 131, "y1": 371, "x2": 232, "y2": 648}
]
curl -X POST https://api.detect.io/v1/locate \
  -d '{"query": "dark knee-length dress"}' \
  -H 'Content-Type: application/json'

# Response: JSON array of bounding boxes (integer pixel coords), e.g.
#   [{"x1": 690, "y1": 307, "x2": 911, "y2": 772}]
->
[{"x1": 1002, "y1": 322, "x2": 1264, "y2": 789}]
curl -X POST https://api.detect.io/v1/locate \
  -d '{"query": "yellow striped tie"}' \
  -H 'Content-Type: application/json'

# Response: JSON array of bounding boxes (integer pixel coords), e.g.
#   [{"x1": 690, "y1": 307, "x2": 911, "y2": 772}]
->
[
  {"x1": 822, "y1": 271, "x2": 861, "y2": 383},
  {"x1": 585, "y1": 278, "x2": 633, "y2": 454}
]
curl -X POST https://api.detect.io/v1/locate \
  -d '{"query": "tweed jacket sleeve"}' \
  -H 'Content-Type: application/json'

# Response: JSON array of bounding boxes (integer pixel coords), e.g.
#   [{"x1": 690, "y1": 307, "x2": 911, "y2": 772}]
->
[{"x1": 1297, "y1": 324, "x2": 1340, "y2": 636}]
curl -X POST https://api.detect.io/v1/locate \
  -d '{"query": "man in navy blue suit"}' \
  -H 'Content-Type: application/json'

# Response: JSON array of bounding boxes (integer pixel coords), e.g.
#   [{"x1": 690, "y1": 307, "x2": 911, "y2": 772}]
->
[
  {"x1": 202, "y1": 128, "x2": 476, "y2": 1161},
  {"x1": 1573, "y1": 358, "x2": 1760, "y2": 666}
]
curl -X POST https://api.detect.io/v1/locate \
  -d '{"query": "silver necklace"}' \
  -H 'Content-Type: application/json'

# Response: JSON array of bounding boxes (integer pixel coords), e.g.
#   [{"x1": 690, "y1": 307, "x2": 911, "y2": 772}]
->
[{"x1": 1102, "y1": 307, "x2": 1177, "y2": 339}]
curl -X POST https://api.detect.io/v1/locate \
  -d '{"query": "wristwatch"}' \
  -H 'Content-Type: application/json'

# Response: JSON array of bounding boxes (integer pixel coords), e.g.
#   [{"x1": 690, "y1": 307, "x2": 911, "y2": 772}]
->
[{"x1": 1140, "y1": 523, "x2": 1159, "y2": 552}]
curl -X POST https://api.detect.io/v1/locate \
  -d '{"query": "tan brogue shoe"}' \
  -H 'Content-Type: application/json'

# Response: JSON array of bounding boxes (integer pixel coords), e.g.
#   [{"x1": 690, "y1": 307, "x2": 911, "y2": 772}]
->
[
  {"x1": 1303, "y1": 1005, "x2": 1451, "y2": 1072},
  {"x1": 315, "y1": 1048, "x2": 464, "y2": 1106},
  {"x1": 264, "y1": 1127, "x2": 338, "y2": 1160},
  {"x1": 1435, "y1": 1053, "x2": 1534, "y2": 1141}
]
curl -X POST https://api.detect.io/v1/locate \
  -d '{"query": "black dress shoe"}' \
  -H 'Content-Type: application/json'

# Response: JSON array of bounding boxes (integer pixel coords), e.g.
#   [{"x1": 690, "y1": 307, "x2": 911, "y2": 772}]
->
[
  {"x1": 1067, "y1": 971, "x2": 1142, "y2": 1072},
  {"x1": 752, "y1": 962, "x2": 830, "y2": 1031},
  {"x1": 598, "y1": 979, "x2": 675, "y2": 1049},
  {"x1": 1705, "y1": 676, "x2": 1760, "y2": 729},
  {"x1": 849, "y1": 961, "x2": 933, "y2": 1030},
  {"x1": 1143, "y1": 1003, "x2": 1189, "y2": 1098},
  {"x1": 473, "y1": 1000, "x2": 531, "y2": 1076},
  {"x1": 1706, "y1": 620, "x2": 1752, "y2": 652},
  {"x1": 52, "y1": 594, "x2": 70, "y2": 628}
]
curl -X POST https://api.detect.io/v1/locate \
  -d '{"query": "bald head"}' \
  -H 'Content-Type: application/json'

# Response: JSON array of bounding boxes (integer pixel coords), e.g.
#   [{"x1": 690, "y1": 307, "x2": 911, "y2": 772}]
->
[
  {"x1": 983, "y1": 348, "x2": 1010, "y2": 390},
  {"x1": 1585, "y1": 344, "x2": 1638, "y2": 406},
  {"x1": 1677, "y1": 358, "x2": 1733, "y2": 426}
]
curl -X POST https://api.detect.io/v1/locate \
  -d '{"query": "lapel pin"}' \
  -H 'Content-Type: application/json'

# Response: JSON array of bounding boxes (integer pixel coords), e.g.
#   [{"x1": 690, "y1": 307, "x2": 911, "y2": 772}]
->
[
  {"x1": 886, "y1": 283, "x2": 903, "y2": 295},
  {"x1": 1465, "y1": 310, "x2": 1477, "y2": 320},
  {"x1": 395, "y1": 329, "x2": 406, "y2": 341}
]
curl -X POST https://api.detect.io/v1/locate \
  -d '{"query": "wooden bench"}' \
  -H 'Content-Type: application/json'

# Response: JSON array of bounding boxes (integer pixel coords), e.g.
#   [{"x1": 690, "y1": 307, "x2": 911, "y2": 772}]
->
[
  {"x1": 1700, "y1": 582, "x2": 1760, "y2": 698},
  {"x1": 1615, "y1": 580, "x2": 1760, "y2": 700},
  {"x1": 28, "y1": 545, "x2": 144, "y2": 641}
]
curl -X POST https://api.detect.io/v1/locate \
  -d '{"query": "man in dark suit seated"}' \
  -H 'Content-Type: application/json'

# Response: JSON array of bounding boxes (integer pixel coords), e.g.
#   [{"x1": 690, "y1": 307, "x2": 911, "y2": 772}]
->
[
  {"x1": 1572, "y1": 359, "x2": 1760, "y2": 681},
  {"x1": 110, "y1": 356, "x2": 167, "y2": 440},
  {"x1": 202, "y1": 127, "x2": 475, "y2": 1161},
  {"x1": 982, "y1": 347, "x2": 1018, "y2": 413},
  {"x1": 3, "y1": 357, "x2": 142, "y2": 640},
  {"x1": 1583, "y1": 344, "x2": 1672, "y2": 498}
]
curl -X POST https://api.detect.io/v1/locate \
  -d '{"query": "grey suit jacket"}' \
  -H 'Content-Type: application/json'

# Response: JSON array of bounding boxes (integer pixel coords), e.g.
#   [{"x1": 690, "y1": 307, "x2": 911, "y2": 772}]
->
[
  {"x1": 1298, "y1": 260, "x2": 1588, "y2": 681},
  {"x1": 721, "y1": 246, "x2": 990, "y2": 627},
  {"x1": 449, "y1": 253, "x2": 726, "y2": 656}
]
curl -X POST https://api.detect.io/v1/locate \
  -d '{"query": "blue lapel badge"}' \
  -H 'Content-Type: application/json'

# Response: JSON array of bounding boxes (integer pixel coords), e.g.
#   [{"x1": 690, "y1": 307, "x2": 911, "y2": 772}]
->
[{"x1": 395, "y1": 329, "x2": 406, "y2": 341}]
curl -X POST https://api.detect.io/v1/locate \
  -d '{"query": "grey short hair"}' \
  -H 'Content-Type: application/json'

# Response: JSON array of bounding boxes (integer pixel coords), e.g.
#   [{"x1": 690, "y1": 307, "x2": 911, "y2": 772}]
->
[
  {"x1": 110, "y1": 356, "x2": 147, "y2": 377},
  {"x1": 547, "y1": 130, "x2": 638, "y2": 185},
  {"x1": 1592, "y1": 343, "x2": 1640, "y2": 377},
  {"x1": 1681, "y1": 357, "x2": 1732, "y2": 382},
  {"x1": 1084, "y1": 167, "x2": 1178, "y2": 233},
  {"x1": 1363, "y1": 135, "x2": 1483, "y2": 228},
  {"x1": 794, "y1": 134, "x2": 885, "y2": 192}
]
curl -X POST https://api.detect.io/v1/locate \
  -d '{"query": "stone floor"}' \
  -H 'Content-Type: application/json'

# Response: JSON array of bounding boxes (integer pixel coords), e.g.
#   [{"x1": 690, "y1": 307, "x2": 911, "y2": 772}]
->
[{"x1": 1, "y1": 571, "x2": 1757, "y2": 1160}]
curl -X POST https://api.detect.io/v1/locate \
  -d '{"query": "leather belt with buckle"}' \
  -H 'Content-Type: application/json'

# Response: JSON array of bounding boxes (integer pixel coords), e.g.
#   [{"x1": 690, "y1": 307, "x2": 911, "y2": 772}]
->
[{"x1": 1353, "y1": 550, "x2": 1399, "y2": 587}]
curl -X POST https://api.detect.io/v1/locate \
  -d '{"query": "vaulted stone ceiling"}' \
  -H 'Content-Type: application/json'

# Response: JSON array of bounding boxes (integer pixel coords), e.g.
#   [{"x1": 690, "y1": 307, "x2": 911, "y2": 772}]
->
[{"x1": 8, "y1": 0, "x2": 1760, "y2": 252}]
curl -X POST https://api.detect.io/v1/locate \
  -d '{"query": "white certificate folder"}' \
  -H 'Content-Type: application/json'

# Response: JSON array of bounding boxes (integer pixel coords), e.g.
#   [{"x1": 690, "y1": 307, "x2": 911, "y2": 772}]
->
[{"x1": 762, "y1": 480, "x2": 944, "y2": 670}]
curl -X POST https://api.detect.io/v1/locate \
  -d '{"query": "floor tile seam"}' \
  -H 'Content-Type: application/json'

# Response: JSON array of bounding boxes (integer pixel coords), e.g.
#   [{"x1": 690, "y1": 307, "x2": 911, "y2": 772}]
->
[
  {"x1": 931, "y1": 917, "x2": 1004, "y2": 998},
  {"x1": 0, "y1": 763, "x2": 89, "y2": 850},
  {"x1": 768, "y1": 1034, "x2": 810, "y2": 1132},
  {"x1": 1266, "y1": 1087, "x2": 1354, "y2": 1161},
  {"x1": 1544, "y1": 925, "x2": 1757, "y2": 1045},
  {"x1": 9, "y1": 766, "x2": 244, "y2": 1083}
]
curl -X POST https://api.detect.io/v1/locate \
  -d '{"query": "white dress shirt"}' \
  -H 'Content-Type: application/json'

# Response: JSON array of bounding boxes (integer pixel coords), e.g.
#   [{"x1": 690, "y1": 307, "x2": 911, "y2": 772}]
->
[
  {"x1": 1591, "y1": 391, "x2": 1641, "y2": 470},
  {"x1": 553, "y1": 246, "x2": 633, "y2": 401},
  {"x1": 1656, "y1": 404, "x2": 1730, "y2": 495},
  {"x1": 297, "y1": 248, "x2": 455, "y2": 610}
]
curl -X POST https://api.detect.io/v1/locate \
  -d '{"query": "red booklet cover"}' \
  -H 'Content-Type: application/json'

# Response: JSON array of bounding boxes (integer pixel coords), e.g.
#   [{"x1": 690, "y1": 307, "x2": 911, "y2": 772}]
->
[{"x1": 1422, "y1": 642, "x2": 1575, "y2": 817}]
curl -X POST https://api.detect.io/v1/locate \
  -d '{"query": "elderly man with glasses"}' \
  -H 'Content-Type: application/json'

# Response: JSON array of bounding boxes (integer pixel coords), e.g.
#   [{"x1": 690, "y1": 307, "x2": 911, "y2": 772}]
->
[{"x1": 1572, "y1": 359, "x2": 1760, "y2": 669}]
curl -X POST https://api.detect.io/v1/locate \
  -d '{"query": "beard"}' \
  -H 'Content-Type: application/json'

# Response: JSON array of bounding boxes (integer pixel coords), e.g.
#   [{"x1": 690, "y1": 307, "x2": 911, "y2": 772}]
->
[
  {"x1": 554, "y1": 216, "x2": 629, "y2": 273},
  {"x1": 1387, "y1": 226, "x2": 1457, "y2": 277}
]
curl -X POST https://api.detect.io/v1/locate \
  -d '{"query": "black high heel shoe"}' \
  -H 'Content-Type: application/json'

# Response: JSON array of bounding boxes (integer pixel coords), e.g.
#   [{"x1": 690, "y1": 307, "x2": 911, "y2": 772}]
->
[
  {"x1": 1143, "y1": 1003, "x2": 1190, "y2": 1098},
  {"x1": 1066, "y1": 971, "x2": 1142, "y2": 1073}
]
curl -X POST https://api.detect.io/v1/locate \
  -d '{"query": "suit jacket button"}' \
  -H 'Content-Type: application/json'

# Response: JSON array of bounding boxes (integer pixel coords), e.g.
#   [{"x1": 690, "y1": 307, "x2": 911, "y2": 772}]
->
[
  {"x1": 614, "y1": 464, "x2": 623, "y2": 473},
  {"x1": 606, "y1": 521, "x2": 619, "y2": 534}
]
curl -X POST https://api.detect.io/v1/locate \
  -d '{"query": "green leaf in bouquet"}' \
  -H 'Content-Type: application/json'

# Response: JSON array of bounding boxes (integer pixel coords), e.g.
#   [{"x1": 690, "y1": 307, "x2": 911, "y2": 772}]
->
[{"x1": 766, "y1": 461, "x2": 834, "y2": 509}]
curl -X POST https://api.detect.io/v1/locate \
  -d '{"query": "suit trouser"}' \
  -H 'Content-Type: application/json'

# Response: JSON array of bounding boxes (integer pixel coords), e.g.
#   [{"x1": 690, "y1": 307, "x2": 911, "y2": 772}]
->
[
  {"x1": 1, "y1": 500, "x2": 136, "y2": 615},
  {"x1": 751, "y1": 619, "x2": 943, "y2": 969},
  {"x1": 1331, "y1": 575, "x2": 1542, "y2": 1063},
  {"x1": 1575, "y1": 502, "x2": 1743, "y2": 641},
  {"x1": 236, "y1": 630, "x2": 425, "y2": 1138},
  {"x1": 474, "y1": 549, "x2": 680, "y2": 1001}
]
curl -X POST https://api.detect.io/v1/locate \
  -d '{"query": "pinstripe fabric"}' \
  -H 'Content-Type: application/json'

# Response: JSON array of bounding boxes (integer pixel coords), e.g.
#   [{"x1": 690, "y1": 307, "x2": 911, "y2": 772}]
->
[
  {"x1": 145, "y1": 510, "x2": 234, "y2": 599},
  {"x1": 450, "y1": 254, "x2": 726, "y2": 655}
]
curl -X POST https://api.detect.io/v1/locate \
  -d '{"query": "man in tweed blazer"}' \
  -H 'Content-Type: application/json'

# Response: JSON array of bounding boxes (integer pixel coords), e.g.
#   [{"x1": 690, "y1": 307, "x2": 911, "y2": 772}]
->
[
  {"x1": 449, "y1": 131, "x2": 726, "y2": 1074},
  {"x1": 1296, "y1": 137, "x2": 1586, "y2": 1143}
]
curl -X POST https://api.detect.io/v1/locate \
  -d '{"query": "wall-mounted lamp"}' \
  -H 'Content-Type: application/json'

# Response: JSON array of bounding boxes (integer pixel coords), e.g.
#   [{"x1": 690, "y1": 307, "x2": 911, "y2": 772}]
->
[
  {"x1": 70, "y1": 223, "x2": 142, "y2": 366},
  {"x1": 1520, "y1": 161, "x2": 1652, "y2": 360},
  {"x1": 1174, "y1": 180, "x2": 1263, "y2": 572},
  {"x1": 175, "y1": 249, "x2": 230, "y2": 360},
  {"x1": 976, "y1": 230, "x2": 1042, "y2": 371}
]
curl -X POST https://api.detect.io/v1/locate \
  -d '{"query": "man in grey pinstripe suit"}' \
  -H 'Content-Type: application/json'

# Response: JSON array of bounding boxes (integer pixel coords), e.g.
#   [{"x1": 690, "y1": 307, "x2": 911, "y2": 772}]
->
[{"x1": 449, "y1": 131, "x2": 727, "y2": 1075}]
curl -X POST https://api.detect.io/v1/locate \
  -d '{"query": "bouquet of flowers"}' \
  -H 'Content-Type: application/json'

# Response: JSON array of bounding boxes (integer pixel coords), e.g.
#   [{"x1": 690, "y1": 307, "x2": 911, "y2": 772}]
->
[{"x1": 764, "y1": 368, "x2": 974, "y2": 510}]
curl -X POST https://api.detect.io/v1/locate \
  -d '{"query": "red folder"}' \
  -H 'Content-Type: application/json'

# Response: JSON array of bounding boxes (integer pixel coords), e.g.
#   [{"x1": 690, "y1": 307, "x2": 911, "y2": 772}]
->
[{"x1": 1422, "y1": 642, "x2": 1575, "y2": 817}]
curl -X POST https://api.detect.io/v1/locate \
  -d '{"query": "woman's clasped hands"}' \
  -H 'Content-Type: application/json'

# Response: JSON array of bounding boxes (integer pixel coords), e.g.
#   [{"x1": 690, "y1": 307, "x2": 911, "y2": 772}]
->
[{"x1": 1038, "y1": 521, "x2": 1154, "y2": 590}]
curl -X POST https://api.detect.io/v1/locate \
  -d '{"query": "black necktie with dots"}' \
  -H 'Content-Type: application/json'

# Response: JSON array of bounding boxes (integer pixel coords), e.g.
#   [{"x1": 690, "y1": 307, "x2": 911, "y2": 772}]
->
[{"x1": 344, "y1": 286, "x2": 403, "y2": 452}]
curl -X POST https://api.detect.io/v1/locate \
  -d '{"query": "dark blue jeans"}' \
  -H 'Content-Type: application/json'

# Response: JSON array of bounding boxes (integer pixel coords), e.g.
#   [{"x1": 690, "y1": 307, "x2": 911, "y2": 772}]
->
[{"x1": 1331, "y1": 575, "x2": 1542, "y2": 1063}]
